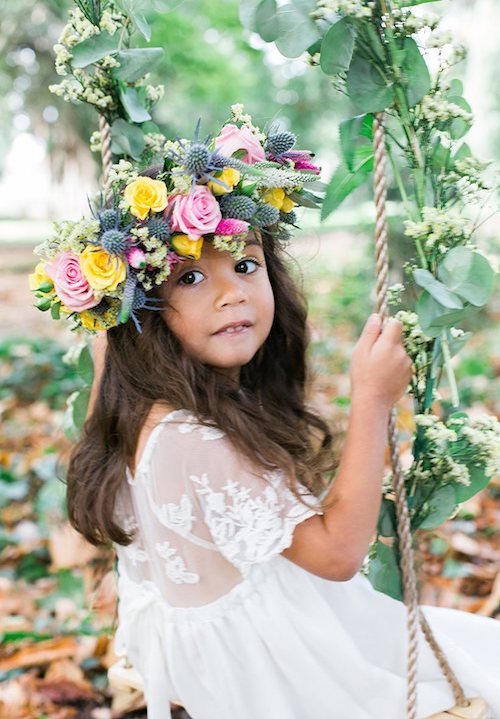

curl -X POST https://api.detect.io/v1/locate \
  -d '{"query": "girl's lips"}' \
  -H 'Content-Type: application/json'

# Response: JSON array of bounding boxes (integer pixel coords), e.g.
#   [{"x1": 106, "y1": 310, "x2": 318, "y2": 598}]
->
[
  {"x1": 214, "y1": 324, "x2": 251, "y2": 337},
  {"x1": 213, "y1": 320, "x2": 252, "y2": 334}
]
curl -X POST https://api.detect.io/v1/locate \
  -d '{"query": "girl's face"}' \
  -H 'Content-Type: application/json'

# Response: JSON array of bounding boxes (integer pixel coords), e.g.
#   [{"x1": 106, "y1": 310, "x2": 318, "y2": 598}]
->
[{"x1": 160, "y1": 235, "x2": 275, "y2": 382}]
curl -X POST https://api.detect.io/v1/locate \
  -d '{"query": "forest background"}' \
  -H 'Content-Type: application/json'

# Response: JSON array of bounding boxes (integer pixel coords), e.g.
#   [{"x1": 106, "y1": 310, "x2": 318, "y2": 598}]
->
[{"x1": 0, "y1": 1, "x2": 499, "y2": 717}]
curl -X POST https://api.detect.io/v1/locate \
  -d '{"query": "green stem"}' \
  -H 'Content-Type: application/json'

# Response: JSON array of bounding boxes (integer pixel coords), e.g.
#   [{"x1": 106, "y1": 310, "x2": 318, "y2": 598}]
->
[
  {"x1": 385, "y1": 143, "x2": 413, "y2": 218},
  {"x1": 440, "y1": 328, "x2": 460, "y2": 408}
]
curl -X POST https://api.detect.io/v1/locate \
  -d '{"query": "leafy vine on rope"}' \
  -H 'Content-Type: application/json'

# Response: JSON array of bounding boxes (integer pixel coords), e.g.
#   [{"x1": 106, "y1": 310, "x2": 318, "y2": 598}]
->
[
  {"x1": 246, "y1": 0, "x2": 500, "y2": 599},
  {"x1": 49, "y1": 0, "x2": 166, "y2": 162},
  {"x1": 40, "y1": 0, "x2": 167, "y2": 435}
]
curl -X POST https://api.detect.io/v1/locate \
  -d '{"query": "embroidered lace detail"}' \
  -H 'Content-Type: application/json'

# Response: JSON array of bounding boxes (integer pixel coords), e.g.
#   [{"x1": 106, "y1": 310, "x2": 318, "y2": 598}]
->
[
  {"x1": 175, "y1": 414, "x2": 225, "y2": 441},
  {"x1": 189, "y1": 471, "x2": 316, "y2": 570},
  {"x1": 149, "y1": 492, "x2": 197, "y2": 534},
  {"x1": 121, "y1": 516, "x2": 150, "y2": 566},
  {"x1": 155, "y1": 541, "x2": 200, "y2": 584}
]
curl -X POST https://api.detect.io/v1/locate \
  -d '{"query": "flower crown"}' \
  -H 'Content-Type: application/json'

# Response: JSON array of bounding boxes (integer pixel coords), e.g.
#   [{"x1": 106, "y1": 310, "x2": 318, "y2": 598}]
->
[{"x1": 30, "y1": 106, "x2": 323, "y2": 334}]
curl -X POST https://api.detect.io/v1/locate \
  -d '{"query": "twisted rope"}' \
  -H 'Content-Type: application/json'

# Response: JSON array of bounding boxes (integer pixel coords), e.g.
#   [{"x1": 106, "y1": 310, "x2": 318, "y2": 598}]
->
[
  {"x1": 99, "y1": 115, "x2": 113, "y2": 194},
  {"x1": 372, "y1": 113, "x2": 467, "y2": 717}
]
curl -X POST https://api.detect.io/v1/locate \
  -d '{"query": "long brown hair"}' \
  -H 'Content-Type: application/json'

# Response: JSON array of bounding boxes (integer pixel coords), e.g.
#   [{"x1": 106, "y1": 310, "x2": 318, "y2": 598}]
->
[{"x1": 65, "y1": 230, "x2": 342, "y2": 547}]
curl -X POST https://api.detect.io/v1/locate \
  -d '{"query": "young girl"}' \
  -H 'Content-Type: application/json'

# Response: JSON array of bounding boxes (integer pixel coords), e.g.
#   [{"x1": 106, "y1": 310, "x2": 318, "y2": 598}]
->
[{"x1": 35, "y1": 114, "x2": 500, "y2": 719}]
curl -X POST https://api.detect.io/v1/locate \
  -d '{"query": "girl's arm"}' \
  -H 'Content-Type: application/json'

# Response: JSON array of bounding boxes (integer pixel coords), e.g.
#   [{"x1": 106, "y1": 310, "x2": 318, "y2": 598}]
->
[
  {"x1": 281, "y1": 394, "x2": 390, "y2": 581},
  {"x1": 87, "y1": 331, "x2": 107, "y2": 419},
  {"x1": 281, "y1": 315, "x2": 412, "y2": 582}
]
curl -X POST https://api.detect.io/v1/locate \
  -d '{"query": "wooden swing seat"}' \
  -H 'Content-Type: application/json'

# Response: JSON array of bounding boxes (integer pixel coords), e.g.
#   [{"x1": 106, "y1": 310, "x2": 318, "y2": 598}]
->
[{"x1": 107, "y1": 656, "x2": 184, "y2": 709}]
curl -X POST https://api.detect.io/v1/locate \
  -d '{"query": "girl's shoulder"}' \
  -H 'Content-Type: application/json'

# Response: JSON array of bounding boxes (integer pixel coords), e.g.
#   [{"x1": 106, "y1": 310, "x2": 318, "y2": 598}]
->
[{"x1": 131, "y1": 404, "x2": 224, "y2": 476}]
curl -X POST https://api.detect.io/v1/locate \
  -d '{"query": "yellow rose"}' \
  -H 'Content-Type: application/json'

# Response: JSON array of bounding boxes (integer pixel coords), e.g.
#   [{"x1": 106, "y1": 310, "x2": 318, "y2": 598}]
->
[
  {"x1": 261, "y1": 187, "x2": 296, "y2": 212},
  {"x1": 207, "y1": 167, "x2": 241, "y2": 196},
  {"x1": 123, "y1": 176, "x2": 168, "y2": 220},
  {"x1": 281, "y1": 196, "x2": 295, "y2": 213},
  {"x1": 79, "y1": 245, "x2": 126, "y2": 292},
  {"x1": 29, "y1": 262, "x2": 53, "y2": 291},
  {"x1": 171, "y1": 234, "x2": 204, "y2": 260}
]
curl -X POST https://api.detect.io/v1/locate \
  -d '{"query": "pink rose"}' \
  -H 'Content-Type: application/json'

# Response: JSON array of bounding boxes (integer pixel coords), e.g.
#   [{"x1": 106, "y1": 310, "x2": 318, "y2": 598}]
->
[
  {"x1": 215, "y1": 218, "x2": 249, "y2": 235},
  {"x1": 45, "y1": 251, "x2": 100, "y2": 312},
  {"x1": 168, "y1": 186, "x2": 222, "y2": 240},
  {"x1": 214, "y1": 124, "x2": 265, "y2": 165}
]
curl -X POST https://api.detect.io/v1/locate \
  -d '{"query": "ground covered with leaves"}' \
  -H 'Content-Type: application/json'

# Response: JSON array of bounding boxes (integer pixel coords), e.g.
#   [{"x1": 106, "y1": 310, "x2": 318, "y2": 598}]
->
[{"x1": 0, "y1": 239, "x2": 499, "y2": 718}]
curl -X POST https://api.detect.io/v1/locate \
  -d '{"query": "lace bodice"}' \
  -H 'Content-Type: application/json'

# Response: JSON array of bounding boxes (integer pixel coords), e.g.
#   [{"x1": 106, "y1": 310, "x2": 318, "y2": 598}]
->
[{"x1": 113, "y1": 409, "x2": 323, "y2": 608}]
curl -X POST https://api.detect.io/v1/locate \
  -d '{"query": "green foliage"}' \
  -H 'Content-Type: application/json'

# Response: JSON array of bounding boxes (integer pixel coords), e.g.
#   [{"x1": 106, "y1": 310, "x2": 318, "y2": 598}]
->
[
  {"x1": 0, "y1": 338, "x2": 83, "y2": 408},
  {"x1": 367, "y1": 541, "x2": 402, "y2": 601},
  {"x1": 71, "y1": 32, "x2": 121, "y2": 68},
  {"x1": 113, "y1": 48, "x2": 164, "y2": 82},
  {"x1": 320, "y1": 18, "x2": 356, "y2": 76},
  {"x1": 322, "y1": 144, "x2": 374, "y2": 220},
  {"x1": 346, "y1": 52, "x2": 394, "y2": 113}
]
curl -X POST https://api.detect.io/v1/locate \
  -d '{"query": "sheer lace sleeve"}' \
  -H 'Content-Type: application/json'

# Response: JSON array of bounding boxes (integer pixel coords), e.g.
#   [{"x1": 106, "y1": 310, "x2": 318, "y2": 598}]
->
[{"x1": 115, "y1": 409, "x2": 323, "y2": 607}]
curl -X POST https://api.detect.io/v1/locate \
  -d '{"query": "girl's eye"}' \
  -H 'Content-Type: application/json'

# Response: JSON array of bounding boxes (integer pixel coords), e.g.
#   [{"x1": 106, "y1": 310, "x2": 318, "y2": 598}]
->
[
  {"x1": 235, "y1": 257, "x2": 261, "y2": 274},
  {"x1": 177, "y1": 270, "x2": 204, "y2": 286}
]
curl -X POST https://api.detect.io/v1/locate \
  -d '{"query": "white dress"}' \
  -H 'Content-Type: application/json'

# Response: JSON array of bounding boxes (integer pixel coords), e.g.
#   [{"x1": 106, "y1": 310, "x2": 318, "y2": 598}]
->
[{"x1": 112, "y1": 409, "x2": 500, "y2": 719}]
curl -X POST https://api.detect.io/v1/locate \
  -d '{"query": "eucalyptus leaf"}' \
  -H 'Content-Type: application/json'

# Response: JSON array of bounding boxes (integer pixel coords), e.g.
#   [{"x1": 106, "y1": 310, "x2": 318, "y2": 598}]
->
[
  {"x1": 339, "y1": 113, "x2": 373, "y2": 171},
  {"x1": 111, "y1": 118, "x2": 145, "y2": 159},
  {"x1": 320, "y1": 17, "x2": 357, "y2": 76},
  {"x1": 430, "y1": 139, "x2": 452, "y2": 173},
  {"x1": 239, "y1": 0, "x2": 261, "y2": 30},
  {"x1": 113, "y1": 48, "x2": 164, "y2": 83},
  {"x1": 321, "y1": 144, "x2": 374, "y2": 220},
  {"x1": 254, "y1": 0, "x2": 279, "y2": 42},
  {"x1": 454, "y1": 464, "x2": 491, "y2": 504},
  {"x1": 437, "y1": 246, "x2": 496, "y2": 307},
  {"x1": 119, "y1": 86, "x2": 151, "y2": 123},
  {"x1": 400, "y1": 37, "x2": 431, "y2": 107},
  {"x1": 377, "y1": 497, "x2": 397, "y2": 538},
  {"x1": 416, "y1": 291, "x2": 479, "y2": 337},
  {"x1": 275, "y1": 4, "x2": 321, "y2": 58},
  {"x1": 76, "y1": 345, "x2": 94, "y2": 385},
  {"x1": 72, "y1": 388, "x2": 91, "y2": 431},
  {"x1": 72, "y1": 32, "x2": 121, "y2": 68},
  {"x1": 448, "y1": 78, "x2": 464, "y2": 97},
  {"x1": 447, "y1": 96, "x2": 472, "y2": 140},
  {"x1": 417, "y1": 484, "x2": 457, "y2": 530},
  {"x1": 367, "y1": 541, "x2": 402, "y2": 601},
  {"x1": 443, "y1": 328, "x2": 472, "y2": 359},
  {"x1": 116, "y1": 0, "x2": 151, "y2": 41},
  {"x1": 453, "y1": 142, "x2": 472, "y2": 163},
  {"x1": 413, "y1": 269, "x2": 464, "y2": 309},
  {"x1": 346, "y1": 51, "x2": 394, "y2": 113}
]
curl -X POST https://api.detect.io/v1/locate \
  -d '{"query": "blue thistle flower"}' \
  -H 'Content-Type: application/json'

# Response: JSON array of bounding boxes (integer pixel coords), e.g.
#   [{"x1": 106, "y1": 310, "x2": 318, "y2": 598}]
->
[
  {"x1": 164, "y1": 119, "x2": 234, "y2": 187},
  {"x1": 279, "y1": 209, "x2": 298, "y2": 226},
  {"x1": 98, "y1": 208, "x2": 121, "y2": 232},
  {"x1": 147, "y1": 217, "x2": 170, "y2": 241},
  {"x1": 100, "y1": 229, "x2": 128, "y2": 255},
  {"x1": 266, "y1": 131, "x2": 297, "y2": 157},
  {"x1": 252, "y1": 203, "x2": 280, "y2": 227},
  {"x1": 220, "y1": 195, "x2": 256, "y2": 221}
]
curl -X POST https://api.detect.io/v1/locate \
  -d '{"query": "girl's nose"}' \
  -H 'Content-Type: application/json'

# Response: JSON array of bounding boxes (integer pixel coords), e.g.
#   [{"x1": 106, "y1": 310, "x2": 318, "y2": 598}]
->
[{"x1": 215, "y1": 273, "x2": 248, "y2": 308}]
